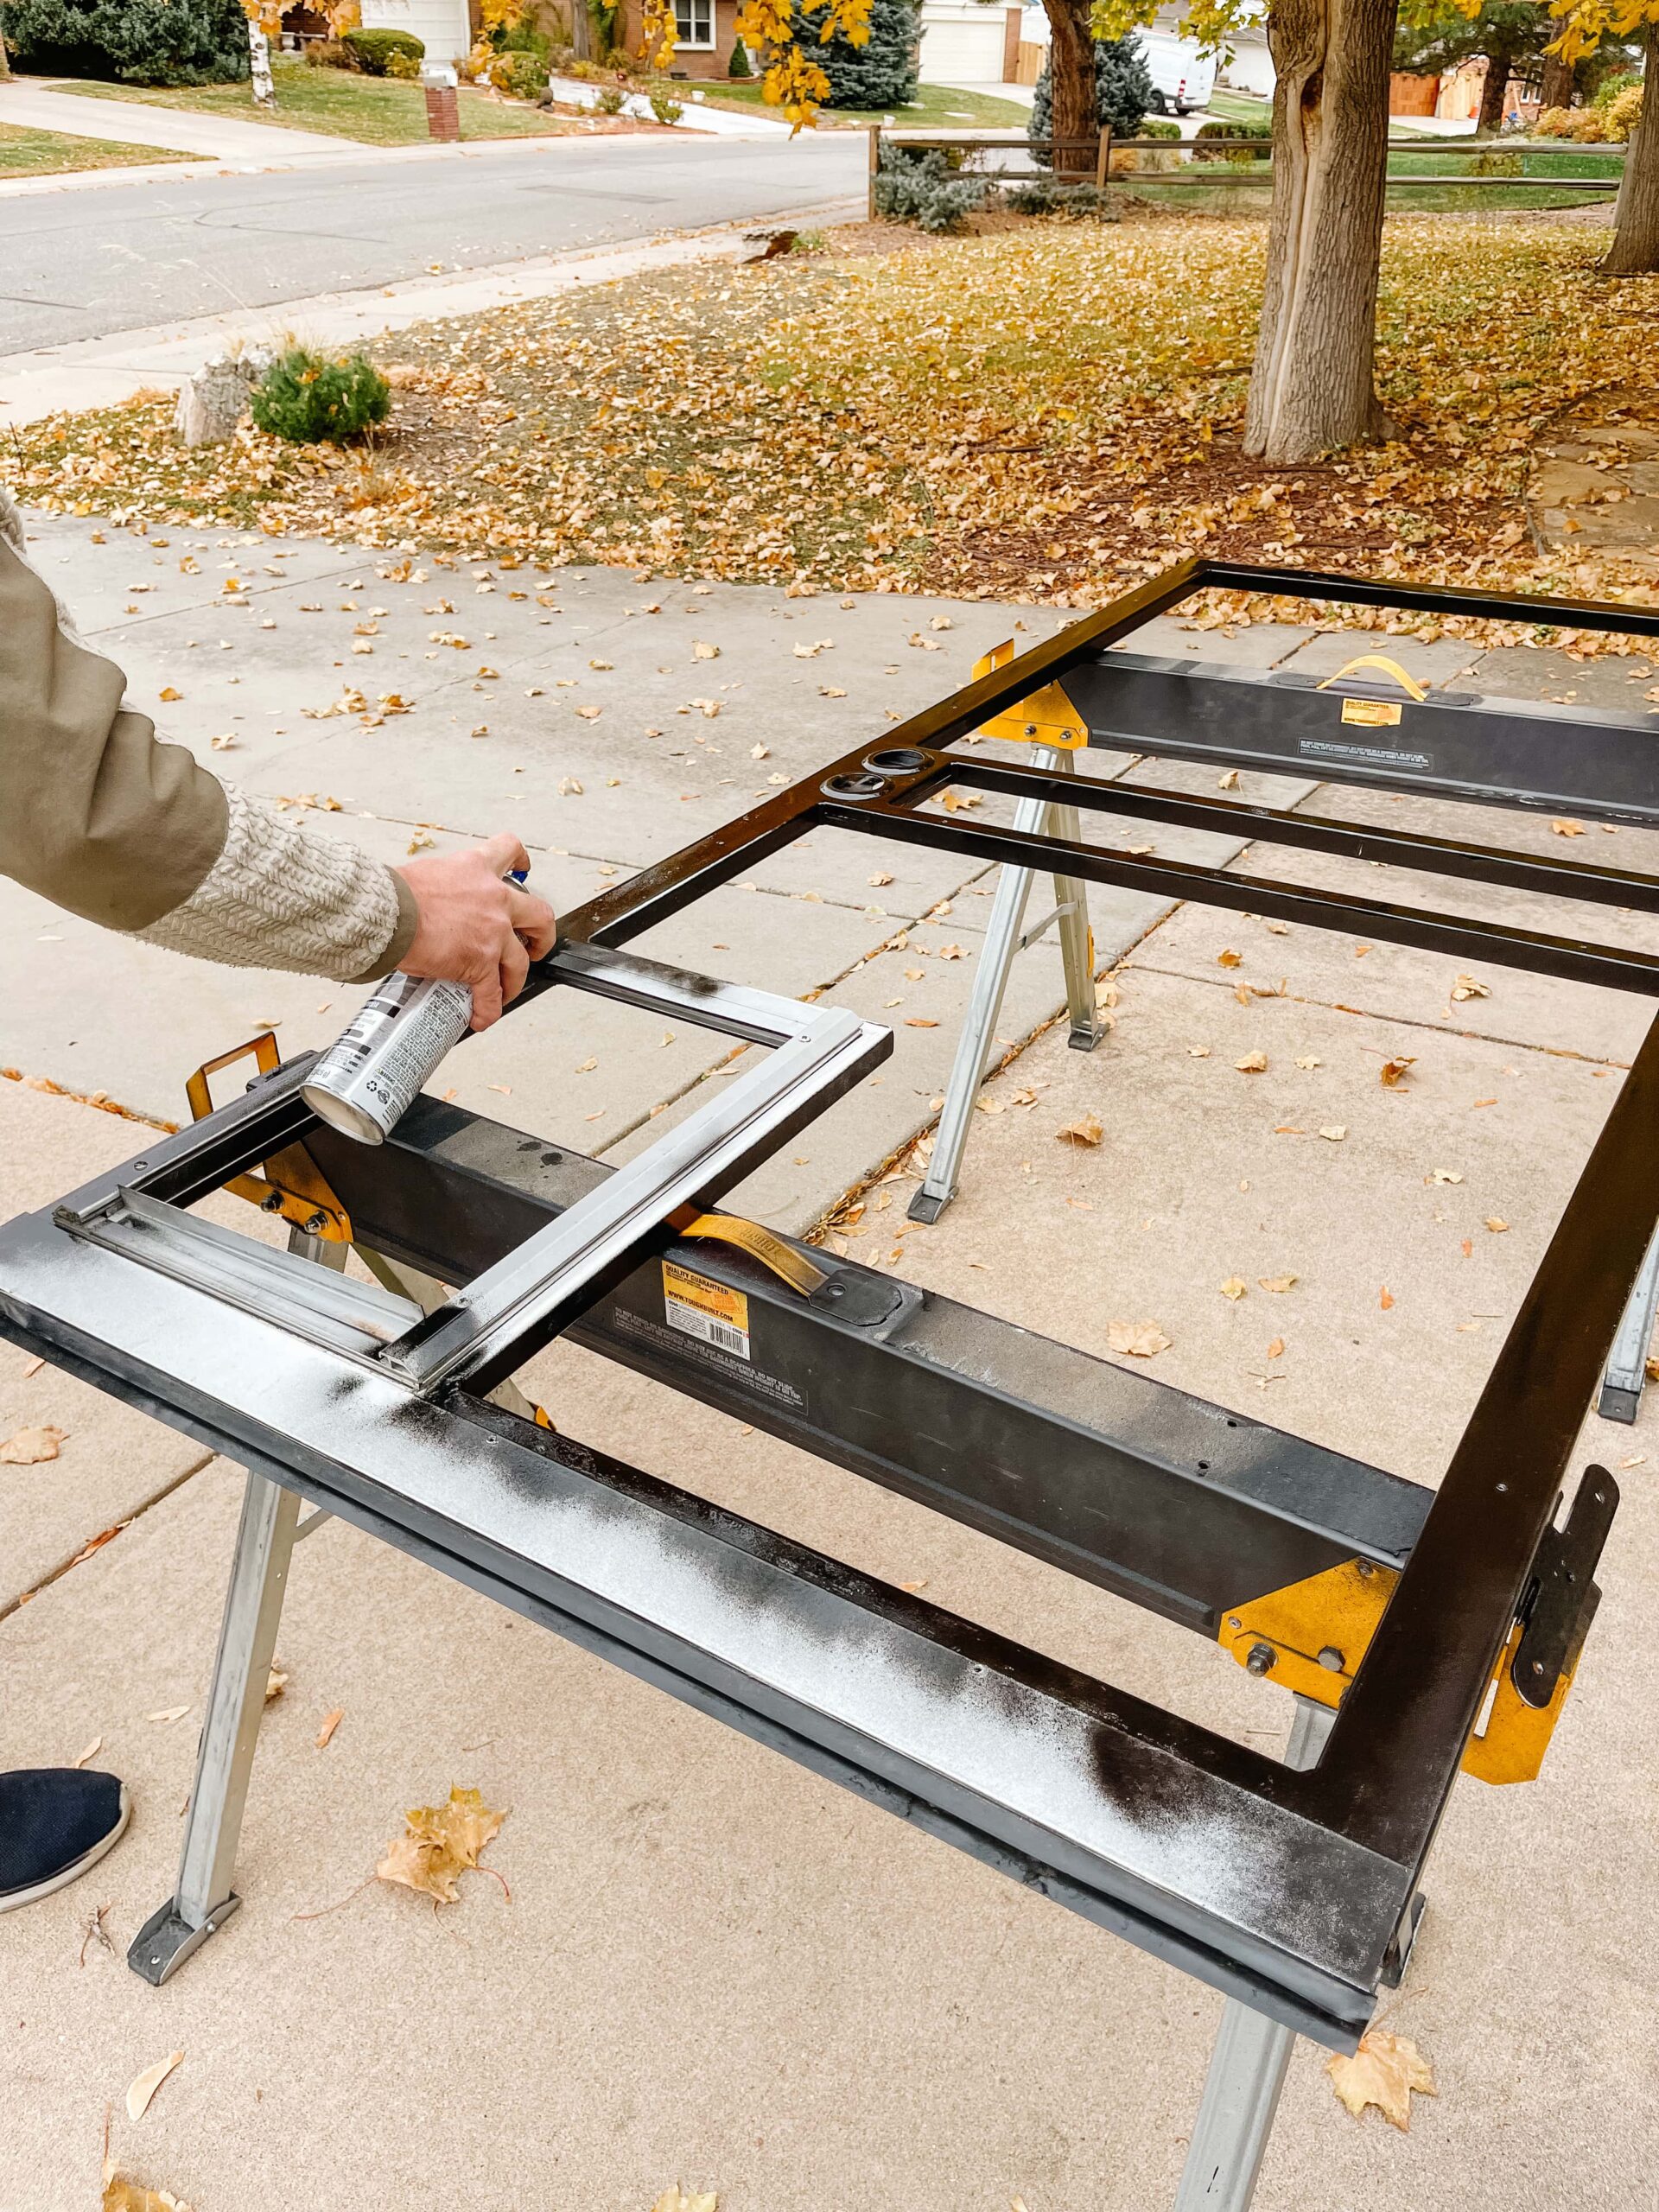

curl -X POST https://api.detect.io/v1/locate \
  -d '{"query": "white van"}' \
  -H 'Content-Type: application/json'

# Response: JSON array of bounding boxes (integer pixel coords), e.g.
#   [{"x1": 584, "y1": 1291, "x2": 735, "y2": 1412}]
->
[{"x1": 1135, "y1": 28, "x2": 1217, "y2": 116}]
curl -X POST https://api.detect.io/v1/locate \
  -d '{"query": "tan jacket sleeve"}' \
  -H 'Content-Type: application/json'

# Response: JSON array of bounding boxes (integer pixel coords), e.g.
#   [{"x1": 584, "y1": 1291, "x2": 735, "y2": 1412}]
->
[{"x1": 0, "y1": 498, "x2": 417, "y2": 983}]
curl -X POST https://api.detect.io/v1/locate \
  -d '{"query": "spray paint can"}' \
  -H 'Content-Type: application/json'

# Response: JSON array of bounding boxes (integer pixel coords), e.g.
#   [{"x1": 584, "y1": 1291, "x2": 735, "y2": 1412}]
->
[{"x1": 302, "y1": 868, "x2": 529, "y2": 1146}]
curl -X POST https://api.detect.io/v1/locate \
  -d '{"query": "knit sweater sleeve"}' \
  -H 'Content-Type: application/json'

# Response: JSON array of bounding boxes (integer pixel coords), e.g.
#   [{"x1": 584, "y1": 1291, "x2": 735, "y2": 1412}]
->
[
  {"x1": 0, "y1": 483, "x2": 416, "y2": 983},
  {"x1": 133, "y1": 785, "x2": 421, "y2": 984}
]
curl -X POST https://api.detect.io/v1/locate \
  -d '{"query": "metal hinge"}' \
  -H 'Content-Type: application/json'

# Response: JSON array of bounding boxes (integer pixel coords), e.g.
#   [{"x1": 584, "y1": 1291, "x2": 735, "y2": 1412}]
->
[{"x1": 1220, "y1": 1465, "x2": 1618, "y2": 1787}]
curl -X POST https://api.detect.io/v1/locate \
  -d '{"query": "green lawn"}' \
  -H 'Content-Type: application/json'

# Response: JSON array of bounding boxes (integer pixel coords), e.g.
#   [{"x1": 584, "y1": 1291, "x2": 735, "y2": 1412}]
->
[
  {"x1": 0, "y1": 119, "x2": 192, "y2": 175},
  {"x1": 1116, "y1": 141, "x2": 1623, "y2": 213},
  {"x1": 691, "y1": 78, "x2": 1033, "y2": 129},
  {"x1": 1201, "y1": 88, "x2": 1272, "y2": 124},
  {"x1": 48, "y1": 60, "x2": 582, "y2": 146}
]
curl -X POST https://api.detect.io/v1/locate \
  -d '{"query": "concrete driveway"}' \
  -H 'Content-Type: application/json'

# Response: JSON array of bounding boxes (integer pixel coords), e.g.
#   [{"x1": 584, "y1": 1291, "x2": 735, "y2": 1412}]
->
[{"x1": 3, "y1": 512, "x2": 1658, "y2": 2210}]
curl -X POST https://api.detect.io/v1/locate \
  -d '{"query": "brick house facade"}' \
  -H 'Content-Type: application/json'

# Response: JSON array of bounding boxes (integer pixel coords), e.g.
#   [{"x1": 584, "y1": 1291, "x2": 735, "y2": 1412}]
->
[{"x1": 620, "y1": 0, "x2": 748, "y2": 79}]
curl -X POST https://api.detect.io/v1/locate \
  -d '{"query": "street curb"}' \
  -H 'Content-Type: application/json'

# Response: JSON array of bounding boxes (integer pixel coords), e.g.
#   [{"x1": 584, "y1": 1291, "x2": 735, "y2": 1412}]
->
[{"x1": 0, "y1": 198, "x2": 866, "y2": 427}]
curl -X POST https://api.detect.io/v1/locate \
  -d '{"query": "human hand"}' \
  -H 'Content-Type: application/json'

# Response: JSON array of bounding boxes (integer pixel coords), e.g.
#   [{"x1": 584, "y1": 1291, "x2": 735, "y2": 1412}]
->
[{"x1": 393, "y1": 832, "x2": 557, "y2": 1029}]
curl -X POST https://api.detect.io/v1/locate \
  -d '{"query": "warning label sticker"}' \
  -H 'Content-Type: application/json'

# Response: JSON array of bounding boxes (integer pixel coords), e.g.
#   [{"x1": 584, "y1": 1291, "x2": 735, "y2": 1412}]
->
[
  {"x1": 1340, "y1": 697, "x2": 1403, "y2": 728},
  {"x1": 662, "y1": 1261, "x2": 751, "y2": 1361}
]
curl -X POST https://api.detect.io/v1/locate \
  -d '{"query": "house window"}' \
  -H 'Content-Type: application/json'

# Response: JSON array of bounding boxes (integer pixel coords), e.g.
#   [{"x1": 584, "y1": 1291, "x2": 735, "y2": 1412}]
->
[{"x1": 675, "y1": 0, "x2": 715, "y2": 47}]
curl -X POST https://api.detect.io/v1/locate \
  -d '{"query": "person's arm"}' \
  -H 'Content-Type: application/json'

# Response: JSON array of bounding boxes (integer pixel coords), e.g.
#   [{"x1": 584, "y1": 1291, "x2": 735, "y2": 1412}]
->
[{"x1": 0, "y1": 497, "x2": 552, "y2": 1012}]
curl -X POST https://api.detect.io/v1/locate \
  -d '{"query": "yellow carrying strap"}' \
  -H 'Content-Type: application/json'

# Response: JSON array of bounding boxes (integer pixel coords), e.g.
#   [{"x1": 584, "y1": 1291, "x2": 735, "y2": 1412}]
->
[
  {"x1": 1314, "y1": 653, "x2": 1430, "y2": 703},
  {"x1": 670, "y1": 1205, "x2": 828, "y2": 1299}
]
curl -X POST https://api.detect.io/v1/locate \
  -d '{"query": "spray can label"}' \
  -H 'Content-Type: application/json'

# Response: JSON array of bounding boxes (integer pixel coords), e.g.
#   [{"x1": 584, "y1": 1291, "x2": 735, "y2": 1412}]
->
[{"x1": 304, "y1": 973, "x2": 473, "y2": 1141}]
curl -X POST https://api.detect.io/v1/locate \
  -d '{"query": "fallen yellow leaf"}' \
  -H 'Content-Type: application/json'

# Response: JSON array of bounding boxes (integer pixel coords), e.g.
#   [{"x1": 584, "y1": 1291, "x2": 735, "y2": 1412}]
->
[
  {"x1": 1325, "y1": 2028, "x2": 1436, "y2": 2131},
  {"x1": 1266, "y1": 1336, "x2": 1286, "y2": 1359},
  {"x1": 1380, "y1": 1058, "x2": 1415, "y2": 1088},
  {"x1": 1217, "y1": 949, "x2": 1243, "y2": 969},
  {"x1": 0, "y1": 1424, "x2": 67, "y2": 1464},
  {"x1": 1107, "y1": 1319, "x2": 1171, "y2": 1358},
  {"x1": 1450, "y1": 973, "x2": 1490, "y2": 1001},
  {"x1": 1235, "y1": 1052, "x2": 1268, "y2": 1073},
  {"x1": 1485, "y1": 1217, "x2": 1510, "y2": 1232},
  {"x1": 315, "y1": 1707, "x2": 345, "y2": 1750},
  {"x1": 125, "y1": 2049, "x2": 183, "y2": 2122},
  {"x1": 1057, "y1": 1113, "x2": 1104, "y2": 1146},
  {"x1": 376, "y1": 1786, "x2": 506, "y2": 1905},
  {"x1": 1258, "y1": 1275, "x2": 1298, "y2": 1294},
  {"x1": 1220, "y1": 1277, "x2": 1248, "y2": 1300},
  {"x1": 102, "y1": 2178, "x2": 190, "y2": 2212},
  {"x1": 1550, "y1": 818, "x2": 1586, "y2": 837},
  {"x1": 650, "y1": 2191, "x2": 718, "y2": 2212}
]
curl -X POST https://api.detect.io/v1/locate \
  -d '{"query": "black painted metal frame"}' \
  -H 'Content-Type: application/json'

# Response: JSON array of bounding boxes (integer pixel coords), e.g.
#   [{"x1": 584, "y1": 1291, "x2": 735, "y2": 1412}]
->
[{"x1": 3, "y1": 559, "x2": 1656, "y2": 2054}]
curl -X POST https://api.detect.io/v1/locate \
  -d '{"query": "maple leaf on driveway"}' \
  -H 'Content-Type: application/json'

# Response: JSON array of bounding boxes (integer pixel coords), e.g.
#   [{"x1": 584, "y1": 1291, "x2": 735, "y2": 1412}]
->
[
  {"x1": 1326, "y1": 2030, "x2": 1436, "y2": 2130},
  {"x1": 376, "y1": 1786, "x2": 506, "y2": 1905}
]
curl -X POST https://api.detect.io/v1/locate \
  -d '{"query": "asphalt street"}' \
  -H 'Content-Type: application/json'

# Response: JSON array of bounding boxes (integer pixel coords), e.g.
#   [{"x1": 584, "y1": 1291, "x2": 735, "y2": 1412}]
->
[{"x1": 0, "y1": 130, "x2": 864, "y2": 353}]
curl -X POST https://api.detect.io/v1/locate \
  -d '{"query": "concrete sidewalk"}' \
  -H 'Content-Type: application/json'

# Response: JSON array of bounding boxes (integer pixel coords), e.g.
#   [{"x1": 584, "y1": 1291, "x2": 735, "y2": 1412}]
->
[{"x1": 0, "y1": 79, "x2": 353, "y2": 162}]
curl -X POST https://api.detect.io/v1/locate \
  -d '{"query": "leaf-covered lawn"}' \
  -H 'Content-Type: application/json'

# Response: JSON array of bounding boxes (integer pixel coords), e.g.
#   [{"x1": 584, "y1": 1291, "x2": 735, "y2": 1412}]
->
[
  {"x1": 0, "y1": 119, "x2": 191, "y2": 175},
  {"x1": 49, "y1": 60, "x2": 613, "y2": 146},
  {"x1": 14, "y1": 214, "x2": 1659, "y2": 623}
]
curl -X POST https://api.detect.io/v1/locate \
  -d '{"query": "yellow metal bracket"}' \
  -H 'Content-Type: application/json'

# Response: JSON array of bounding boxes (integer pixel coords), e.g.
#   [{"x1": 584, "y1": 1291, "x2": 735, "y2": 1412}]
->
[
  {"x1": 1220, "y1": 1551, "x2": 1586, "y2": 1788},
  {"x1": 186, "y1": 1032, "x2": 353, "y2": 1244},
  {"x1": 969, "y1": 639, "x2": 1089, "y2": 751}
]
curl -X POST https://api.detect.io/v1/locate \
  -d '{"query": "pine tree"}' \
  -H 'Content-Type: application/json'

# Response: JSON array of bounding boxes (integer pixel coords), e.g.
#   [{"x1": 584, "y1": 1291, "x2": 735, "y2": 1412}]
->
[
  {"x1": 1028, "y1": 33, "x2": 1154, "y2": 157},
  {"x1": 797, "y1": 0, "x2": 921, "y2": 110},
  {"x1": 3, "y1": 0, "x2": 251, "y2": 85}
]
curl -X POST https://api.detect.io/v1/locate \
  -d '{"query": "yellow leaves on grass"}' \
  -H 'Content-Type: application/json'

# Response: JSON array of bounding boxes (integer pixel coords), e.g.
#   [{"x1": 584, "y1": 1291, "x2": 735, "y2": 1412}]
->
[
  {"x1": 376, "y1": 1786, "x2": 506, "y2": 1904},
  {"x1": 1325, "y1": 2029, "x2": 1436, "y2": 2131},
  {"x1": 22, "y1": 223, "x2": 1659, "y2": 615}
]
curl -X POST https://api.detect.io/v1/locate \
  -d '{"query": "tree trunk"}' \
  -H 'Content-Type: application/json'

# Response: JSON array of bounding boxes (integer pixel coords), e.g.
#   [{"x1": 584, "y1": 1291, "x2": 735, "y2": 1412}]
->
[
  {"x1": 1537, "y1": 51, "x2": 1574, "y2": 112},
  {"x1": 1043, "y1": 0, "x2": 1096, "y2": 172},
  {"x1": 1603, "y1": 19, "x2": 1659, "y2": 273},
  {"x1": 1475, "y1": 36, "x2": 1515, "y2": 137},
  {"x1": 1243, "y1": 0, "x2": 1396, "y2": 463},
  {"x1": 248, "y1": 21, "x2": 276, "y2": 107}
]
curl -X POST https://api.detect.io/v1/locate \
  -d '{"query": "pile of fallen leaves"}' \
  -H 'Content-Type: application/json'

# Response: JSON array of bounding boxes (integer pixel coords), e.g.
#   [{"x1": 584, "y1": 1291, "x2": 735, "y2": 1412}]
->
[{"x1": 11, "y1": 215, "x2": 1659, "y2": 628}]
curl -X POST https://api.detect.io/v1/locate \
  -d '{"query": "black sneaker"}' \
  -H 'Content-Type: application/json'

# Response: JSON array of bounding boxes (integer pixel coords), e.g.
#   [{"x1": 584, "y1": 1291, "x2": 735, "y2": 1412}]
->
[{"x1": 0, "y1": 1768, "x2": 131, "y2": 1911}]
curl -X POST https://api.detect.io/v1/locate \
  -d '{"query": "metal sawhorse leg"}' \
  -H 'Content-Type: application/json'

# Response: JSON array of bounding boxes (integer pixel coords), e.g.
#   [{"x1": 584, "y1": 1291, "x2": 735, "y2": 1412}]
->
[
  {"x1": 128, "y1": 1236, "x2": 532, "y2": 1983},
  {"x1": 1173, "y1": 1695, "x2": 1362, "y2": 2210},
  {"x1": 1599, "y1": 1223, "x2": 1659, "y2": 1424},
  {"x1": 909, "y1": 745, "x2": 1105, "y2": 1224},
  {"x1": 129, "y1": 1230, "x2": 344, "y2": 1983},
  {"x1": 1171, "y1": 1695, "x2": 1423, "y2": 2210}
]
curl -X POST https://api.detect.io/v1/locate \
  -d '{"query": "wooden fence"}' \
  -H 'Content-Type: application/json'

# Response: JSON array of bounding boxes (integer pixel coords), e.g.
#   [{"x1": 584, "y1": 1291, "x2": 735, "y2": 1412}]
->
[{"x1": 865, "y1": 127, "x2": 1627, "y2": 219}]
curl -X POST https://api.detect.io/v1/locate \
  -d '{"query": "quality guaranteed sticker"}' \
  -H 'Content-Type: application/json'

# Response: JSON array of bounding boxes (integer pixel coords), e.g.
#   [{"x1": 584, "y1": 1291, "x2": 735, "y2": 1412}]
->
[{"x1": 662, "y1": 1260, "x2": 751, "y2": 1360}]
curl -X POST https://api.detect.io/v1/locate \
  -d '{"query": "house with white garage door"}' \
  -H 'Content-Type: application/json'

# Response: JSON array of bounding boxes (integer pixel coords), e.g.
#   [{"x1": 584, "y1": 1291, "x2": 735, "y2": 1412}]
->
[{"x1": 357, "y1": 0, "x2": 473, "y2": 63}]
